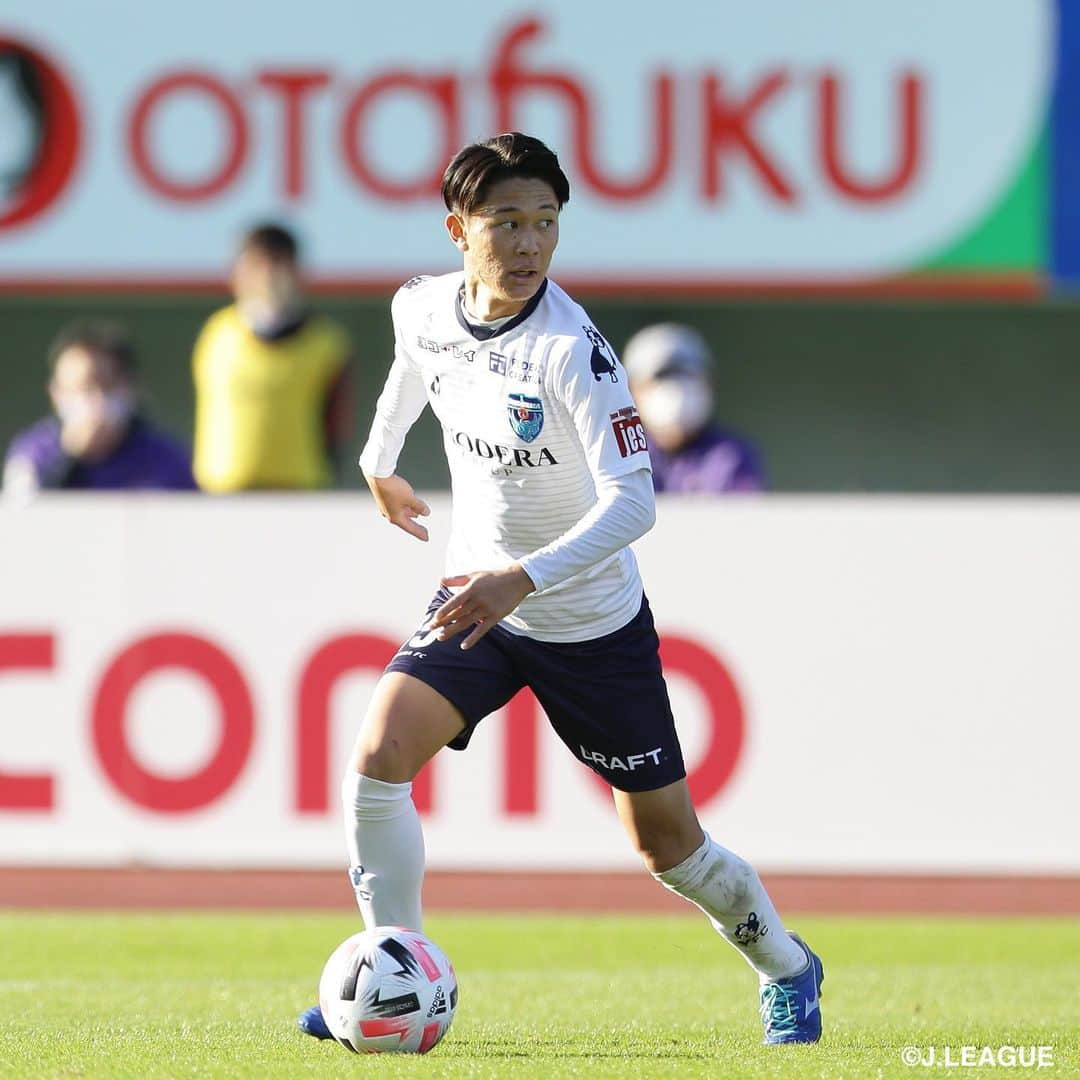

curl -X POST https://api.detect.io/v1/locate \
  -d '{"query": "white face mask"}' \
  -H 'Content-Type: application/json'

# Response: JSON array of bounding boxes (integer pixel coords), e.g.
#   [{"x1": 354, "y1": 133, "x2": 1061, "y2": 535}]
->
[
  {"x1": 56, "y1": 389, "x2": 136, "y2": 428},
  {"x1": 240, "y1": 265, "x2": 300, "y2": 335},
  {"x1": 637, "y1": 376, "x2": 713, "y2": 448},
  {"x1": 241, "y1": 299, "x2": 297, "y2": 336}
]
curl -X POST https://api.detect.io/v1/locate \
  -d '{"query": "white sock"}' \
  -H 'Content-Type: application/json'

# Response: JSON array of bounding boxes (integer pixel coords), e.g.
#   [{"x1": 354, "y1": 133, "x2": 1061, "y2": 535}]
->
[
  {"x1": 341, "y1": 771, "x2": 425, "y2": 931},
  {"x1": 654, "y1": 833, "x2": 806, "y2": 981}
]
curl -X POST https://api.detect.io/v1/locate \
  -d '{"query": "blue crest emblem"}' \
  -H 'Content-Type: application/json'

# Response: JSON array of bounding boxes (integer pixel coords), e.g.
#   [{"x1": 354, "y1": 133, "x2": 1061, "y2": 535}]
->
[{"x1": 507, "y1": 393, "x2": 544, "y2": 443}]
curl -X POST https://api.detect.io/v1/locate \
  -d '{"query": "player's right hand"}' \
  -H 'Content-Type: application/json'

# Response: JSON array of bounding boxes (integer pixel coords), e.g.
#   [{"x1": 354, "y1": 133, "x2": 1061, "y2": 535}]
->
[{"x1": 365, "y1": 473, "x2": 430, "y2": 542}]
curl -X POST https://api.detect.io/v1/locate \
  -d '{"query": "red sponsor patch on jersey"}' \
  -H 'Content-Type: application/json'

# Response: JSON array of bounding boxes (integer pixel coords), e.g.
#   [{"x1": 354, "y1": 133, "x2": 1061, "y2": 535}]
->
[{"x1": 610, "y1": 407, "x2": 648, "y2": 457}]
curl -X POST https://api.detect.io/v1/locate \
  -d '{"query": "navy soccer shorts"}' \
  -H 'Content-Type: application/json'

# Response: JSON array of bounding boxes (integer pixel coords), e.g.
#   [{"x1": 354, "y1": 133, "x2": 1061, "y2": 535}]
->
[{"x1": 384, "y1": 588, "x2": 687, "y2": 792}]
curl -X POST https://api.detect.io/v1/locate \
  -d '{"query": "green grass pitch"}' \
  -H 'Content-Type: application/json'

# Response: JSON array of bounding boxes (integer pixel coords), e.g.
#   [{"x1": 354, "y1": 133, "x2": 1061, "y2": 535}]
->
[{"x1": 1, "y1": 911, "x2": 1077, "y2": 1078}]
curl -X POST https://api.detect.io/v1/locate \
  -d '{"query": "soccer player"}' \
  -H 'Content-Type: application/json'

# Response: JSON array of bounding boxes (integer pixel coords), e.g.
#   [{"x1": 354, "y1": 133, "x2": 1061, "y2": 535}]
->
[{"x1": 299, "y1": 133, "x2": 823, "y2": 1045}]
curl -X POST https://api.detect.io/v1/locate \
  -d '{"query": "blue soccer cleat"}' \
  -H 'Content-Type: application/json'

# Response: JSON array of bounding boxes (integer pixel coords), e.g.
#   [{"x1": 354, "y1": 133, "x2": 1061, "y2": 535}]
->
[
  {"x1": 297, "y1": 1004, "x2": 334, "y2": 1041},
  {"x1": 759, "y1": 933, "x2": 824, "y2": 1044}
]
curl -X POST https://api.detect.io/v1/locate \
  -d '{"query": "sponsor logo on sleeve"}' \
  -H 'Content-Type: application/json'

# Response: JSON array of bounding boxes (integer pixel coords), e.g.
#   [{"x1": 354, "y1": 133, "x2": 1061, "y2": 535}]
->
[{"x1": 609, "y1": 407, "x2": 648, "y2": 457}]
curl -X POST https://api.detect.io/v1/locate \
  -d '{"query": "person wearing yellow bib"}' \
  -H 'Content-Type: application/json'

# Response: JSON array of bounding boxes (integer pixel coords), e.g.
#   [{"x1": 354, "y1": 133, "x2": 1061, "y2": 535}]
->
[{"x1": 192, "y1": 224, "x2": 353, "y2": 492}]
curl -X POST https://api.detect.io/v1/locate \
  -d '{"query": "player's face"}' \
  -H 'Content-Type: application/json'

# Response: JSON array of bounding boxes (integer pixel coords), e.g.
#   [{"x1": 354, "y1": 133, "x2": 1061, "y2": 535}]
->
[{"x1": 447, "y1": 177, "x2": 560, "y2": 319}]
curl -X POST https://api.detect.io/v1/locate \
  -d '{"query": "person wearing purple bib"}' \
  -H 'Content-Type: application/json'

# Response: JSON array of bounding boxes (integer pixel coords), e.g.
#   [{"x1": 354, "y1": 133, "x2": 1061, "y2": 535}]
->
[
  {"x1": 623, "y1": 323, "x2": 765, "y2": 494},
  {"x1": 3, "y1": 321, "x2": 196, "y2": 497}
]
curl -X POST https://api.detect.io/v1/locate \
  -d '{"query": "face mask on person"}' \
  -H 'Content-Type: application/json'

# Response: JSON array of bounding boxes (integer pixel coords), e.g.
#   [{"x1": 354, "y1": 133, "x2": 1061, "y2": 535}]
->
[
  {"x1": 637, "y1": 375, "x2": 713, "y2": 449},
  {"x1": 240, "y1": 264, "x2": 300, "y2": 336},
  {"x1": 53, "y1": 387, "x2": 136, "y2": 461},
  {"x1": 55, "y1": 388, "x2": 136, "y2": 428}
]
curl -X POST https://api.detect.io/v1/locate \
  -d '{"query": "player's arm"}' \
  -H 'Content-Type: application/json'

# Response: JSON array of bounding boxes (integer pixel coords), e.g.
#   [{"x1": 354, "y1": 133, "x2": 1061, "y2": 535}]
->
[
  {"x1": 358, "y1": 295, "x2": 432, "y2": 540},
  {"x1": 515, "y1": 330, "x2": 655, "y2": 590},
  {"x1": 432, "y1": 471, "x2": 653, "y2": 648},
  {"x1": 516, "y1": 468, "x2": 654, "y2": 590},
  {"x1": 432, "y1": 331, "x2": 654, "y2": 648}
]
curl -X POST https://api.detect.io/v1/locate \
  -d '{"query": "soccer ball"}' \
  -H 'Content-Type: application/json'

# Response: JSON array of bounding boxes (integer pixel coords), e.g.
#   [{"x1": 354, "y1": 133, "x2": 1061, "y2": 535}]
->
[{"x1": 318, "y1": 927, "x2": 457, "y2": 1054}]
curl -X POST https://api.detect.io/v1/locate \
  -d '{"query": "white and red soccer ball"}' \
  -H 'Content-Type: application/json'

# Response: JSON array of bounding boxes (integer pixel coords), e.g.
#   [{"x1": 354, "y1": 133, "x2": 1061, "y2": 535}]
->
[{"x1": 318, "y1": 927, "x2": 457, "y2": 1054}]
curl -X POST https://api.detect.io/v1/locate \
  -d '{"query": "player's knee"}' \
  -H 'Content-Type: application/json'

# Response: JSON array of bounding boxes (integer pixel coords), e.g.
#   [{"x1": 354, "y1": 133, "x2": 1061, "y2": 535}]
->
[
  {"x1": 630, "y1": 818, "x2": 703, "y2": 874},
  {"x1": 350, "y1": 738, "x2": 415, "y2": 784}
]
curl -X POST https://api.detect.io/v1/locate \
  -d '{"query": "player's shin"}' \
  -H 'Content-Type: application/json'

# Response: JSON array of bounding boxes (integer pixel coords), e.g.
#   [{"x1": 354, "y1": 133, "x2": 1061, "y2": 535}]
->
[
  {"x1": 341, "y1": 771, "x2": 425, "y2": 931},
  {"x1": 653, "y1": 832, "x2": 806, "y2": 981}
]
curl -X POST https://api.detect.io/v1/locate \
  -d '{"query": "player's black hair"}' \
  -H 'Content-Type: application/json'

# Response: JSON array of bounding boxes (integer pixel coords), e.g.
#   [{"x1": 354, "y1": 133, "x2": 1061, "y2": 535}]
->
[
  {"x1": 46, "y1": 321, "x2": 137, "y2": 379},
  {"x1": 240, "y1": 222, "x2": 299, "y2": 262},
  {"x1": 442, "y1": 133, "x2": 570, "y2": 215}
]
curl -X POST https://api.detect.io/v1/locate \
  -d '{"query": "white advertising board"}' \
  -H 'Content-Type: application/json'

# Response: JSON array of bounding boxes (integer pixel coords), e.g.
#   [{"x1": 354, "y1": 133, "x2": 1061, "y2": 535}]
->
[
  {"x1": 0, "y1": 1, "x2": 1052, "y2": 285},
  {"x1": 1, "y1": 496, "x2": 1077, "y2": 872}
]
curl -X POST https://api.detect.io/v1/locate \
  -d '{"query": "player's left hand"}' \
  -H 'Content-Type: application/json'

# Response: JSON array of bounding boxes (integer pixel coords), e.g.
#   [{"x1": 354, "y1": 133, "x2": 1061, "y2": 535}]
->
[{"x1": 432, "y1": 565, "x2": 536, "y2": 650}]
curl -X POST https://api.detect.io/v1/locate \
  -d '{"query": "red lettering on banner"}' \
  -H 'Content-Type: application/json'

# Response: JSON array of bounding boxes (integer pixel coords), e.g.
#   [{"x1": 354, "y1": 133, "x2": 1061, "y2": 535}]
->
[
  {"x1": 118, "y1": 27, "x2": 927, "y2": 213},
  {"x1": 91, "y1": 632, "x2": 253, "y2": 812},
  {"x1": 503, "y1": 688, "x2": 541, "y2": 815},
  {"x1": 0, "y1": 38, "x2": 82, "y2": 231},
  {"x1": 257, "y1": 68, "x2": 332, "y2": 200},
  {"x1": 491, "y1": 18, "x2": 674, "y2": 201},
  {"x1": 340, "y1": 73, "x2": 459, "y2": 200},
  {"x1": 819, "y1": 70, "x2": 923, "y2": 202},
  {"x1": 0, "y1": 633, "x2": 55, "y2": 811},
  {"x1": 295, "y1": 634, "x2": 434, "y2": 814},
  {"x1": 128, "y1": 71, "x2": 249, "y2": 201},
  {"x1": 701, "y1": 71, "x2": 795, "y2": 203},
  {"x1": 0, "y1": 622, "x2": 745, "y2": 822}
]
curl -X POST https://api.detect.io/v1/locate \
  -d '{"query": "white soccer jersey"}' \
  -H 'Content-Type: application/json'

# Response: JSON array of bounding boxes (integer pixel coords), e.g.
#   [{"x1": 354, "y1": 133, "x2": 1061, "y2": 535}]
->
[{"x1": 359, "y1": 272, "x2": 653, "y2": 642}]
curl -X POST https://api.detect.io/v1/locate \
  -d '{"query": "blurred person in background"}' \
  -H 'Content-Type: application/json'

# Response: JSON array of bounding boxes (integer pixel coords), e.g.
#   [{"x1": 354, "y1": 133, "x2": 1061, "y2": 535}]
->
[
  {"x1": 192, "y1": 223, "x2": 353, "y2": 492},
  {"x1": 623, "y1": 323, "x2": 764, "y2": 494},
  {"x1": 3, "y1": 321, "x2": 196, "y2": 496}
]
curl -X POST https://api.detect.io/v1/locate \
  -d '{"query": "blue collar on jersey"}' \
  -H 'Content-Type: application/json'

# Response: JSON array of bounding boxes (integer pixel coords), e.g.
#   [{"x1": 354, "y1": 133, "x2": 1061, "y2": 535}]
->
[{"x1": 455, "y1": 278, "x2": 549, "y2": 341}]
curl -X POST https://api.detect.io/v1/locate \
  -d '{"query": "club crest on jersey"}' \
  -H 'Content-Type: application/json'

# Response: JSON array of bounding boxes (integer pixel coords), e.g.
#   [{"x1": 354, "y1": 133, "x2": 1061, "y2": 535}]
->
[{"x1": 507, "y1": 393, "x2": 544, "y2": 443}]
